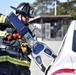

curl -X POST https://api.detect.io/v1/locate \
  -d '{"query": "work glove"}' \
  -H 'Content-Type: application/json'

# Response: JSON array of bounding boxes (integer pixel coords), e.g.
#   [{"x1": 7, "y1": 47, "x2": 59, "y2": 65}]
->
[{"x1": 20, "y1": 43, "x2": 32, "y2": 55}]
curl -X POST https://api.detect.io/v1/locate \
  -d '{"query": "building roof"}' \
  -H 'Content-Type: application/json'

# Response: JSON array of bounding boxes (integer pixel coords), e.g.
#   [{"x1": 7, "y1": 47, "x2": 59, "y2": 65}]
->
[{"x1": 28, "y1": 15, "x2": 71, "y2": 23}]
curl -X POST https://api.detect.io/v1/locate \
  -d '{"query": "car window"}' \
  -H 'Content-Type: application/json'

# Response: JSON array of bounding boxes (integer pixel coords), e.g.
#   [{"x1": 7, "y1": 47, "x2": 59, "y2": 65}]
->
[{"x1": 72, "y1": 30, "x2": 76, "y2": 52}]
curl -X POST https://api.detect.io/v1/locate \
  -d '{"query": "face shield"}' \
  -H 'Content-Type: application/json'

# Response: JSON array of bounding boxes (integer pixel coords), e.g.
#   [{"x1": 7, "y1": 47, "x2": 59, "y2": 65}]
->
[{"x1": 29, "y1": 7, "x2": 35, "y2": 18}]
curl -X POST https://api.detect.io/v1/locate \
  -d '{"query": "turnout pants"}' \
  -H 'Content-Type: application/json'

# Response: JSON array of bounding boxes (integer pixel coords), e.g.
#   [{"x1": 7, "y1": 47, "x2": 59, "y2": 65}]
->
[{"x1": 0, "y1": 62, "x2": 31, "y2": 75}]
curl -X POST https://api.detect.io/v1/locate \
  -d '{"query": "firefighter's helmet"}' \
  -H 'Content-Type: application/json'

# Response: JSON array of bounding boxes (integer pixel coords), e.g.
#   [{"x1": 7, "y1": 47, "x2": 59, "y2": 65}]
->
[{"x1": 10, "y1": 2, "x2": 34, "y2": 18}]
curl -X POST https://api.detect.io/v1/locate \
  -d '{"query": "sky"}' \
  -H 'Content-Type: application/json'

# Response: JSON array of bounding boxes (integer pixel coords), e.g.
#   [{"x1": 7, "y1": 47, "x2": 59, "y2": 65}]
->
[{"x1": 0, "y1": 0, "x2": 67, "y2": 15}]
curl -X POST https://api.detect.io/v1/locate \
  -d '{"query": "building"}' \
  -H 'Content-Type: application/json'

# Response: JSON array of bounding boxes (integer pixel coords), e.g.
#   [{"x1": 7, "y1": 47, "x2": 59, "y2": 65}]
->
[{"x1": 28, "y1": 15, "x2": 71, "y2": 40}]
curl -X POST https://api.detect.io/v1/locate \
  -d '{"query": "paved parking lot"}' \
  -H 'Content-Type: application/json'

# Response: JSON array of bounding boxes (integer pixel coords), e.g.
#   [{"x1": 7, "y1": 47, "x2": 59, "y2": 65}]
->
[{"x1": 30, "y1": 39, "x2": 62, "y2": 75}]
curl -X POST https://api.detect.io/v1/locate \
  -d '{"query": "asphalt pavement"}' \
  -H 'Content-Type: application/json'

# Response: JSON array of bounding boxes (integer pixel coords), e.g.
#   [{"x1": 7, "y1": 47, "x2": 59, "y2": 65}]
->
[{"x1": 30, "y1": 38, "x2": 62, "y2": 75}]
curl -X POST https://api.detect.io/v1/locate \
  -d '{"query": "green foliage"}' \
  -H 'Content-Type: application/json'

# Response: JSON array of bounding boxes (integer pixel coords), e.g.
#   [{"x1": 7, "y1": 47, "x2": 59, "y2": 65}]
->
[
  {"x1": 33, "y1": 0, "x2": 59, "y2": 15},
  {"x1": 70, "y1": 10, "x2": 76, "y2": 19},
  {"x1": 33, "y1": 0, "x2": 76, "y2": 19}
]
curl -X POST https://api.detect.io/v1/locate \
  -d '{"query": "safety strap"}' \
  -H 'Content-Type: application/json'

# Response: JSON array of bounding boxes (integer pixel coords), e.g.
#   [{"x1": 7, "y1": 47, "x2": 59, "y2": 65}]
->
[
  {"x1": 0, "y1": 15, "x2": 6, "y2": 23},
  {"x1": 0, "y1": 56, "x2": 30, "y2": 67}
]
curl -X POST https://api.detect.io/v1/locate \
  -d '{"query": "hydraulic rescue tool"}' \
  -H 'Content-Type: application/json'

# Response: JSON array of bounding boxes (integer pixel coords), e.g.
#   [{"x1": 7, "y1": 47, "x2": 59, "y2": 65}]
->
[{"x1": 7, "y1": 12, "x2": 57, "y2": 72}]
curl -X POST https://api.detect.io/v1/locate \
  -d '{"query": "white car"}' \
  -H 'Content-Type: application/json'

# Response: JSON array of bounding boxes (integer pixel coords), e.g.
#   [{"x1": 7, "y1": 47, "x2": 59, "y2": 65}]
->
[{"x1": 45, "y1": 20, "x2": 76, "y2": 75}]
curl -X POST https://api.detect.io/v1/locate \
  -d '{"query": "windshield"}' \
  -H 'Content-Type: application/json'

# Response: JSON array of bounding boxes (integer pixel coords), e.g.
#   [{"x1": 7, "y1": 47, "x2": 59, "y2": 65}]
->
[{"x1": 57, "y1": 33, "x2": 67, "y2": 55}]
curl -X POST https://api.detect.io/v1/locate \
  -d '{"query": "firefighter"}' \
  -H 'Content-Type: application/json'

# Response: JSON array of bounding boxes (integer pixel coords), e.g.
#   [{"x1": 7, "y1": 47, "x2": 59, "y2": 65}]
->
[{"x1": 0, "y1": 2, "x2": 34, "y2": 75}]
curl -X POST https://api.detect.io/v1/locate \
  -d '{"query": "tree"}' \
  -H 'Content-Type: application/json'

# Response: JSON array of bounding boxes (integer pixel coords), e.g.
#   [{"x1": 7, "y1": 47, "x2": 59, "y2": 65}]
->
[
  {"x1": 33, "y1": 0, "x2": 76, "y2": 19},
  {"x1": 56, "y1": 0, "x2": 76, "y2": 19},
  {"x1": 33, "y1": 0, "x2": 58, "y2": 16}
]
